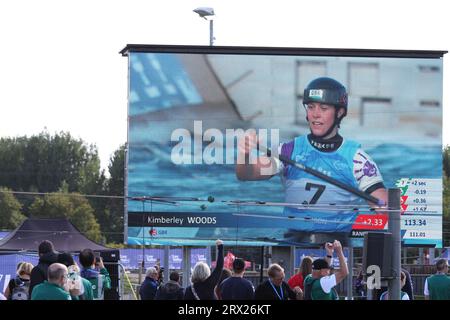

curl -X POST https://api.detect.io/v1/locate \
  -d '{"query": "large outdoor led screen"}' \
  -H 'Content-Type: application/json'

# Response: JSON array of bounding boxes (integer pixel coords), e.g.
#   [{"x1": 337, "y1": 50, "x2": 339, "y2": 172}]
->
[{"x1": 123, "y1": 46, "x2": 444, "y2": 247}]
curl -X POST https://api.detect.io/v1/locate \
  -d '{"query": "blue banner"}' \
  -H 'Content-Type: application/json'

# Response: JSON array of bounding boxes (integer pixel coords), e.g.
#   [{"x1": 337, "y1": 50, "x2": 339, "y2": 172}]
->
[{"x1": 0, "y1": 254, "x2": 39, "y2": 294}]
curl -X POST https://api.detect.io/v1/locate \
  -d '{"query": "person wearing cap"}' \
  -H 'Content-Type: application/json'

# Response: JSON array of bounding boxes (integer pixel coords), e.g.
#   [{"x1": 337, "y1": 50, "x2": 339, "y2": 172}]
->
[
  {"x1": 303, "y1": 240, "x2": 348, "y2": 300},
  {"x1": 236, "y1": 77, "x2": 387, "y2": 233}
]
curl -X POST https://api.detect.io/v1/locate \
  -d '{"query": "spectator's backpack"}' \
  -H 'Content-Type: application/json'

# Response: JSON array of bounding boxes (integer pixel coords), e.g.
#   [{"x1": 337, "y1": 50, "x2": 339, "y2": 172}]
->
[{"x1": 11, "y1": 278, "x2": 30, "y2": 300}]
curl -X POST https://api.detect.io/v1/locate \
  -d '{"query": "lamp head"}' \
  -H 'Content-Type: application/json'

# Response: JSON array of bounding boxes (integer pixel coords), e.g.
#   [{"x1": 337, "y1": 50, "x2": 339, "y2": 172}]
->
[{"x1": 193, "y1": 7, "x2": 215, "y2": 19}]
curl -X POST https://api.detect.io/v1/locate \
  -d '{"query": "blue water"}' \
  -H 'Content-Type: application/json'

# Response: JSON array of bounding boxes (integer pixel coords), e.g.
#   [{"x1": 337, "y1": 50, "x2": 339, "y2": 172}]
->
[{"x1": 368, "y1": 143, "x2": 442, "y2": 187}]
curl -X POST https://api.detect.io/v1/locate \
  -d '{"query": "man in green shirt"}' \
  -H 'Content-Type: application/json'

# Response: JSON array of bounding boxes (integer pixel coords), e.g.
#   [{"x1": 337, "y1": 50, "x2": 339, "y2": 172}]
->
[
  {"x1": 424, "y1": 258, "x2": 450, "y2": 300},
  {"x1": 304, "y1": 240, "x2": 348, "y2": 300},
  {"x1": 31, "y1": 263, "x2": 71, "y2": 300}
]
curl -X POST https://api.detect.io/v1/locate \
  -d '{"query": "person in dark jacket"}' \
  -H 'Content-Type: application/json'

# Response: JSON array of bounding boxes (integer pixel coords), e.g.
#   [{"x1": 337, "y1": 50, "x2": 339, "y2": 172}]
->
[
  {"x1": 155, "y1": 271, "x2": 184, "y2": 300},
  {"x1": 184, "y1": 239, "x2": 224, "y2": 300},
  {"x1": 255, "y1": 263, "x2": 302, "y2": 300},
  {"x1": 31, "y1": 263, "x2": 71, "y2": 300},
  {"x1": 29, "y1": 240, "x2": 58, "y2": 298},
  {"x1": 214, "y1": 268, "x2": 232, "y2": 299},
  {"x1": 219, "y1": 258, "x2": 255, "y2": 300},
  {"x1": 139, "y1": 267, "x2": 159, "y2": 300}
]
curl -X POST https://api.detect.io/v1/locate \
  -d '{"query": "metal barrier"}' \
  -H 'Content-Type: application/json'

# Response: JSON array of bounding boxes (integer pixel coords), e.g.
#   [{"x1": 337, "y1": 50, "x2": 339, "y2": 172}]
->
[{"x1": 118, "y1": 264, "x2": 139, "y2": 300}]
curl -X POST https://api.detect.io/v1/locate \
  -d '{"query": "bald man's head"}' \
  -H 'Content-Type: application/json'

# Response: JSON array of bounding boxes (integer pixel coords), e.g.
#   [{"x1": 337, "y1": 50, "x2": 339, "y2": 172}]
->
[{"x1": 48, "y1": 263, "x2": 68, "y2": 286}]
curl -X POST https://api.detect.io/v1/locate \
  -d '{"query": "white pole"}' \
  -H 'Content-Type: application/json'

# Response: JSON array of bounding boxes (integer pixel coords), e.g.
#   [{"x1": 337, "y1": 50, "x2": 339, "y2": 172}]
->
[
  {"x1": 289, "y1": 246, "x2": 296, "y2": 279},
  {"x1": 209, "y1": 19, "x2": 214, "y2": 46},
  {"x1": 164, "y1": 245, "x2": 170, "y2": 283},
  {"x1": 346, "y1": 244, "x2": 354, "y2": 300},
  {"x1": 182, "y1": 246, "x2": 191, "y2": 288}
]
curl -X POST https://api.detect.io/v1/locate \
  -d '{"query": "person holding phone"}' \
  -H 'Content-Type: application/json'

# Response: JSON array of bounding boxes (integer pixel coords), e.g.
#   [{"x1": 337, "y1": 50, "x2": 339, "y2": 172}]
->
[{"x1": 79, "y1": 249, "x2": 111, "y2": 300}]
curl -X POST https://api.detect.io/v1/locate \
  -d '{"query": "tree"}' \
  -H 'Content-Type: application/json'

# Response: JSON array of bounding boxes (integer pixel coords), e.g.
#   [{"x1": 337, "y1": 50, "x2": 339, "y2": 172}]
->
[
  {"x1": 28, "y1": 190, "x2": 103, "y2": 243},
  {"x1": 444, "y1": 146, "x2": 450, "y2": 179},
  {"x1": 104, "y1": 144, "x2": 126, "y2": 243},
  {"x1": 0, "y1": 131, "x2": 126, "y2": 242},
  {"x1": 77, "y1": 146, "x2": 109, "y2": 238},
  {"x1": 0, "y1": 131, "x2": 107, "y2": 221},
  {"x1": 0, "y1": 137, "x2": 26, "y2": 192},
  {"x1": 443, "y1": 146, "x2": 450, "y2": 246},
  {"x1": 0, "y1": 187, "x2": 26, "y2": 229},
  {"x1": 0, "y1": 131, "x2": 104, "y2": 194},
  {"x1": 443, "y1": 175, "x2": 450, "y2": 247}
]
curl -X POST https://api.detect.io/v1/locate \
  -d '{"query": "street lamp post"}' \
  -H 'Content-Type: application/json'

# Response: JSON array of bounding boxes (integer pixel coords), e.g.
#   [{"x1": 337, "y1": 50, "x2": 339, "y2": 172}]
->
[
  {"x1": 193, "y1": 7, "x2": 215, "y2": 46},
  {"x1": 209, "y1": 19, "x2": 214, "y2": 46}
]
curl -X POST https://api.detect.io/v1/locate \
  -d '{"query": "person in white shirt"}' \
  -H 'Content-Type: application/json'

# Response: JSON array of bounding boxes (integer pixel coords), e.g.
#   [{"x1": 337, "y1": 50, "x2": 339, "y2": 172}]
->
[{"x1": 303, "y1": 240, "x2": 348, "y2": 300}]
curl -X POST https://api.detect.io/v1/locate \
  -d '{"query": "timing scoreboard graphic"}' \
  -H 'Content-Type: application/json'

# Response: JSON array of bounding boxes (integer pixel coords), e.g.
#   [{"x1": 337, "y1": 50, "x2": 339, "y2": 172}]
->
[
  {"x1": 350, "y1": 178, "x2": 442, "y2": 247},
  {"x1": 397, "y1": 178, "x2": 442, "y2": 247}
]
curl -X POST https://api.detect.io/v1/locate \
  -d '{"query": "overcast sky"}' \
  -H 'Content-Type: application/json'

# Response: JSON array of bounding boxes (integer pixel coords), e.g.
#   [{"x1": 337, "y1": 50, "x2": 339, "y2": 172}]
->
[{"x1": 0, "y1": 0, "x2": 448, "y2": 171}]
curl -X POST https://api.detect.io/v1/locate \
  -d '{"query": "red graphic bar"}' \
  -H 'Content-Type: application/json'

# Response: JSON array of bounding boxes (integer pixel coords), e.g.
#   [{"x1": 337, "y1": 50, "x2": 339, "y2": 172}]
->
[{"x1": 352, "y1": 214, "x2": 388, "y2": 230}]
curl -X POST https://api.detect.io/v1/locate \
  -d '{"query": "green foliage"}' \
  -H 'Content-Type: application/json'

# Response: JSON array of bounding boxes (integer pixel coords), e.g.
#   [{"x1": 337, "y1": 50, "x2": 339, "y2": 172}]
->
[
  {"x1": 0, "y1": 187, "x2": 26, "y2": 229},
  {"x1": 76, "y1": 144, "x2": 126, "y2": 244},
  {"x1": 28, "y1": 191, "x2": 103, "y2": 243},
  {"x1": 0, "y1": 131, "x2": 126, "y2": 243},
  {"x1": 0, "y1": 131, "x2": 102, "y2": 194},
  {"x1": 77, "y1": 150, "x2": 109, "y2": 241},
  {"x1": 444, "y1": 146, "x2": 450, "y2": 179},
  {"x1": 104, "y1": 144, "x2": 126, "y2": 243},
  {"x1": 108, "y1": 145, "x2": 125, "y2": 197},
  {"x1": 77, "y1": 146, "x2": 107, "y2": 194},
  {"x1": 105, "y1": 242, "x2": 126, "y2": 249},
  {"x1": 444, "y1": 176, "x2": 450, "y2": 247},
  {"x1": 443, "y1": 146, "x2": 450, "y2": 246}
]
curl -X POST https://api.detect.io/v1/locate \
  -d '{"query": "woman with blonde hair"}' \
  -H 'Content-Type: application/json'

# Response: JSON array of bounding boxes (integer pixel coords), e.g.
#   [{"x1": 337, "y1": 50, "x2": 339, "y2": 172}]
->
[
  {"x1": 3, "y1": 262, "x2": 33, "y2": 300},
  {"x1": 184, "y1": 239, "x2": 224, "y2": 300}
]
